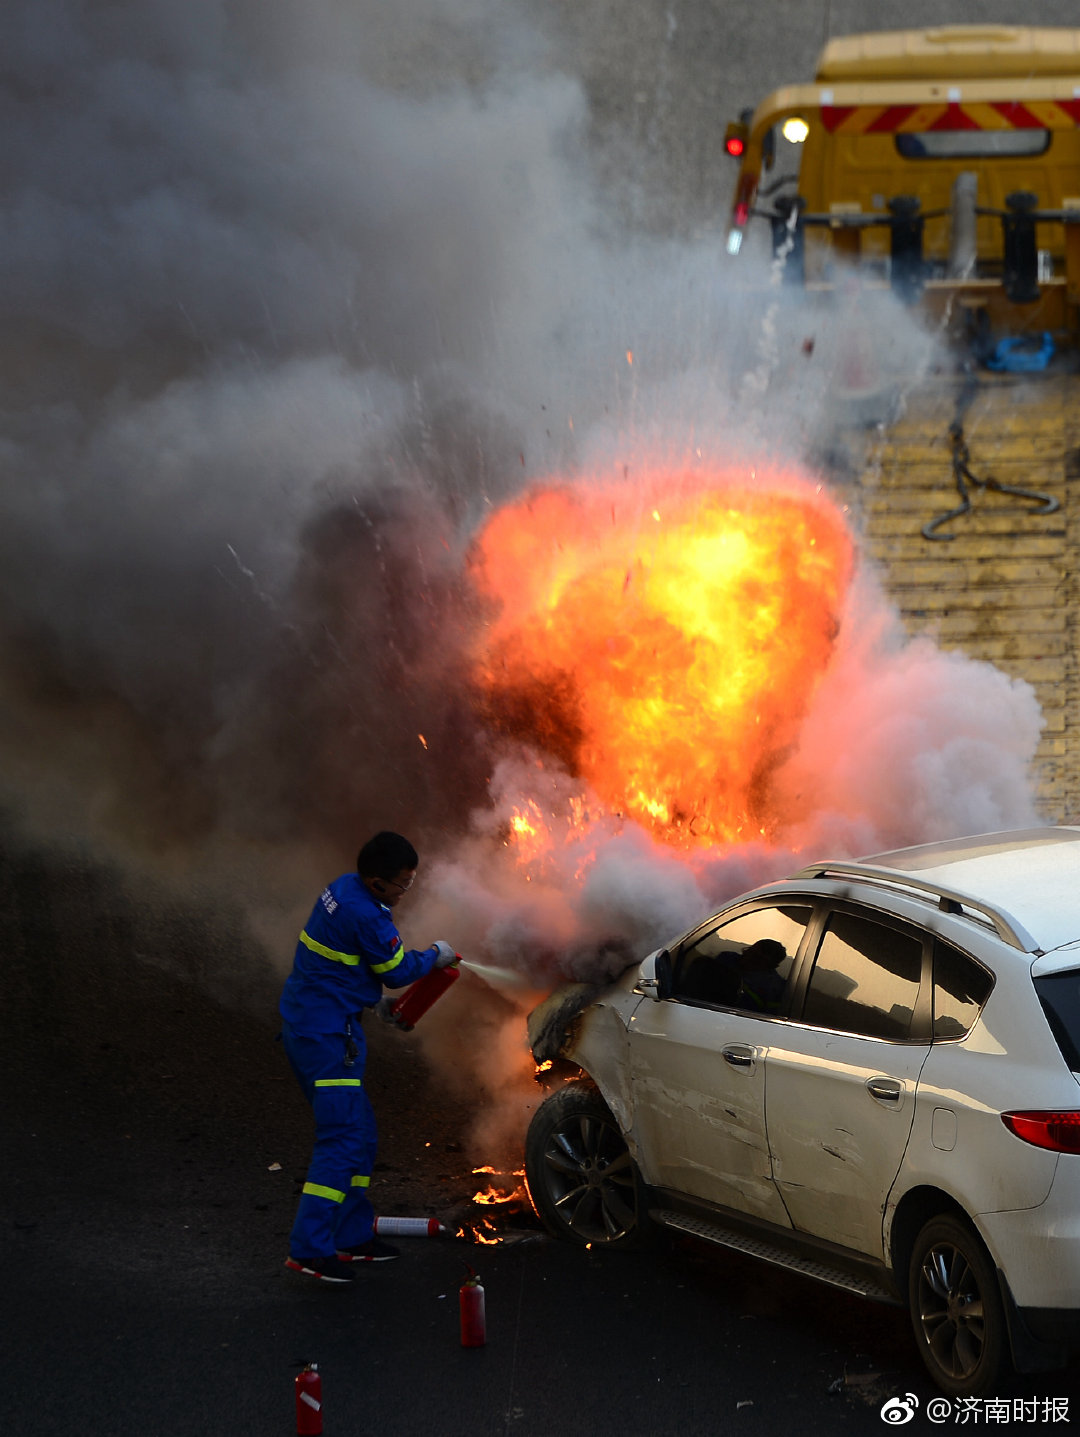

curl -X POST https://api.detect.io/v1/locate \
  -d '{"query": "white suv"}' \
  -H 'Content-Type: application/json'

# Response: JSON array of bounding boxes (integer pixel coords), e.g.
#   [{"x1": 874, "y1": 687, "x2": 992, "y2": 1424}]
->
[{"x1": 524, "y1": 827, "x2": 1080, "y2": 1397}]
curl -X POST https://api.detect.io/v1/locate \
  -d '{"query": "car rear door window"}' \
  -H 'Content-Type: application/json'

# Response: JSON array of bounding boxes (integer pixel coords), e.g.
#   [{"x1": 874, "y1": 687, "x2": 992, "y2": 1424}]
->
[
  {"x1": 801, "y1": 911, "x2": 923, "y2": 1041},
  {"x1": 674, "y1": 905, "x2": 811, "y2": 1012},
  {"x1": 933, "y1": 941, "x2": 993, "y2": 1040}
]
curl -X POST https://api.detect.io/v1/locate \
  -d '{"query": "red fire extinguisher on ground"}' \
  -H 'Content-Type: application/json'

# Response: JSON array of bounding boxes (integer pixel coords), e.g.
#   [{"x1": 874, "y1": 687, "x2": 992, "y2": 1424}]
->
[
  {"x1": 294, "y1": 1362, "x2": 323, "y2": 1436},
  {"x1": 460, "y1": 1265, "x2": 486, "y2": 1348},
  {"x1": 389, "y1": 957, "x2": 461, "y2": 1030}
]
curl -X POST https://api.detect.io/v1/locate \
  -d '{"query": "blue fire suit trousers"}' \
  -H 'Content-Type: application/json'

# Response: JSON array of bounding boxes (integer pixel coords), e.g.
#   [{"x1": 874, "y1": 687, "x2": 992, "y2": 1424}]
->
[{"x1": 281, "y1": 1023, "x2": 376, "y2": 1260}]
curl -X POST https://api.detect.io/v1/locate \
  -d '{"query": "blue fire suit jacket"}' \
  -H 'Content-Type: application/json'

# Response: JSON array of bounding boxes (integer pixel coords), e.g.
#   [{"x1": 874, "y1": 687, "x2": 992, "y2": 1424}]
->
[{"x1": 279, "y1": 873, "x2": 440, "y2": 1041}]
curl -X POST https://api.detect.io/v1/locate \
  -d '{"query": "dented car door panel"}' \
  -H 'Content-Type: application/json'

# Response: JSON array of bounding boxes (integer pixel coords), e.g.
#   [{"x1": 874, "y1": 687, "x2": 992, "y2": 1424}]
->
[{"x1": 763, "y1": 1030, "x2": 929, "y2": 1256}]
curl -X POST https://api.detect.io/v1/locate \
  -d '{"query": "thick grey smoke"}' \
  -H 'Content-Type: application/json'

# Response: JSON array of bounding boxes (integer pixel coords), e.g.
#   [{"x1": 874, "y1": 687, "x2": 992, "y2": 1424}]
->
[{"x1": 0, "y1": 0, "x2": 594, "y2": 879}]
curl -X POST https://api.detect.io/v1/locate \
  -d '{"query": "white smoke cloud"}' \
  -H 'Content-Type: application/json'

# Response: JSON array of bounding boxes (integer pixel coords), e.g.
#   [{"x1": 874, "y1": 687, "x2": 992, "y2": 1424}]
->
[{"x1": 771, "y1": 569, "x2": 1045, "y2": 856}]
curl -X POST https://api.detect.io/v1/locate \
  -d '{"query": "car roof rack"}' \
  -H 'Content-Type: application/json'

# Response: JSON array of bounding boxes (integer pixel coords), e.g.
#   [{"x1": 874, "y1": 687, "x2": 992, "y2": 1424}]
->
[{"x1": 791, "y1": 861, "x2": 1039, "y2": 953}]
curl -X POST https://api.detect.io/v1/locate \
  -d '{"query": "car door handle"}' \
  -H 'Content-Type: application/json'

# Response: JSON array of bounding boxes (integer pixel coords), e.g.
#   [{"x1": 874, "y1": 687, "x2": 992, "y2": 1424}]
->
[
  {"x1": 722, "y1": 1045, "x2": 757, "y2": 1068},
  {"x1": 866, "y1": 1077, "x2": 902, "y2": 1103}
]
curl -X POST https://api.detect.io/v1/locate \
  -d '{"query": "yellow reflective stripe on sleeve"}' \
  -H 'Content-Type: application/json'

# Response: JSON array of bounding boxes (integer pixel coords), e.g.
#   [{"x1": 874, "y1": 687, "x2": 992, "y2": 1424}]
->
[
  {"x1": 370, "y1": 943, "x2": 405, "y2": 975},
  {"x1": 351, "y1": 1175, "x2": 371, "y2": 1188},
  {"x1": 302, "y1": 1182, "x2": 346, "y2": 1203},
  {"x1": 299, "y1": 929, "x2": 361, "y2": 967},
  {"x1": 314, "y1": 1078, "x2": 362, "y2": 1088}
]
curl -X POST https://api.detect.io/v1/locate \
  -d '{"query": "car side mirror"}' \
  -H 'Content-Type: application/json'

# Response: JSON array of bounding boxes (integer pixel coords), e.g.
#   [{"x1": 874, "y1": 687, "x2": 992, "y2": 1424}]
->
[{"x1": 638, "y1": 949, "x2": 673, "y2": 1001}]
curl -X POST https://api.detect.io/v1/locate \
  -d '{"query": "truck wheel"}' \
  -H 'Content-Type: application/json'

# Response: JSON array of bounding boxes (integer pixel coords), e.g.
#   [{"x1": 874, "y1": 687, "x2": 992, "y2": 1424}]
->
[
  {"x1": 908, "y1": 1214, "x2": 1008, "y2": 1397},
  {"x1": 524, "y1": 1083, "x2": 648, "y2": 1248}
]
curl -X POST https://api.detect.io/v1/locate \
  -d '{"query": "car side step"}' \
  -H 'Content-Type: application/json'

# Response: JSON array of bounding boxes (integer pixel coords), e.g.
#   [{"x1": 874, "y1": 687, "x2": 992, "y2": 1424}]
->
[{"x1": 649, "y1": 1209, "x2": 900, "y2": 1304}]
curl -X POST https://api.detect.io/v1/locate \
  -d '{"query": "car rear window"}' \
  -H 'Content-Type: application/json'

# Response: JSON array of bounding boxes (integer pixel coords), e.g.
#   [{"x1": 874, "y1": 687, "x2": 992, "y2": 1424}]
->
[
  {"x1": 933, "y1": 941, "x2": 994, "y2": 1040},
  {"x1": 1033, "y1": 969, "x2": 1080, "y2": 1071}
]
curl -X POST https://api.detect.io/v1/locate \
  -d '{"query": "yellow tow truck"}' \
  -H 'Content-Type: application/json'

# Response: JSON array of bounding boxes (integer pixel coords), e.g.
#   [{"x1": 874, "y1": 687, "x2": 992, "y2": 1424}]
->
[{"x1": 725, "y1": 25, "x2": 1080, "y2": 820}]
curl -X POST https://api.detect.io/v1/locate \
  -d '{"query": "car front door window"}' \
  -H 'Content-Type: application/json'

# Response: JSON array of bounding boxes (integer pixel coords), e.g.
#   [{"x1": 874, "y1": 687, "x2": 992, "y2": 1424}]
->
[{"x1": 674, "y1": 905, "x2": 811, "y2": 1014}]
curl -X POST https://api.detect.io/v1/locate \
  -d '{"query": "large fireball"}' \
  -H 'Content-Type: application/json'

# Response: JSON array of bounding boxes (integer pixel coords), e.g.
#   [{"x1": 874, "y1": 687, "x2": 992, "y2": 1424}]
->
[{"x1": 469, "y1": 465, "x2": 854, "y2": 848}]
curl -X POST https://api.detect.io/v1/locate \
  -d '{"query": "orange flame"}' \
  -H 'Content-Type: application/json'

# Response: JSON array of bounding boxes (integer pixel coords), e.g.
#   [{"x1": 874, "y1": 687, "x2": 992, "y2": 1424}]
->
[
  {"x1": 456, "y1": 1223, "x2": 502, "y2": 1245},
  {"x1": 472, "y1": 1183, "x2": 526, "y2": 1205},
  {"x1": 505, "y1": 802, "x2": 550, "y2": 863},
  {"x1": 469, "y1": 465, "x2": 852, "y2": 848}
]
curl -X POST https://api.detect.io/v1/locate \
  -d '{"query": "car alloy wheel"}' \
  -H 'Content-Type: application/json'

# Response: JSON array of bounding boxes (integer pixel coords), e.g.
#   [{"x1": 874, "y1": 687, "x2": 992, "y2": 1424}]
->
[
  {"x1": 909, "y1": 1214, "x2": 1007, "y2": 1397},
  {"x1": 524, "y1": 1083, "x2": 646, "y2": 1247}
]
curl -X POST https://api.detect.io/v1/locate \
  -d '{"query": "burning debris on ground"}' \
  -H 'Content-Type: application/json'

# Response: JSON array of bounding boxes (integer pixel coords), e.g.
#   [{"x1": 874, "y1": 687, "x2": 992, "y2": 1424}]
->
[
  {"x1": 471, "y1": 1165, "x2": 528, "y2": 1208},
  {"x1": 455, "y1": 1164, "x2": 536, "y2": 1245},
  {"x1": 362, "y1": 1150, "x2": 539, "y2": 1248}
]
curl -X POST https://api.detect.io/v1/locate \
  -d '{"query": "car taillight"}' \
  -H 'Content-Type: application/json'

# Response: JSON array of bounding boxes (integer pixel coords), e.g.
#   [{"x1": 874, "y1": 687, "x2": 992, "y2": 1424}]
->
[{"x1": 1002, "y1": 1110, "x2": 1080, "y2": 1153}]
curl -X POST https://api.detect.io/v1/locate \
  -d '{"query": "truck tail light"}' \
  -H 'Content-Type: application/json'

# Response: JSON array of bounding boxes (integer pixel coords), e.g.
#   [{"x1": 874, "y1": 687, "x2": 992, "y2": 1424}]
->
[
  {"x1": 1002, "y1": 1110, "x2": 1080, "y2": 1153},
  {"x1": 724, "y1": 120, "x2": 748, "y2": 159}
]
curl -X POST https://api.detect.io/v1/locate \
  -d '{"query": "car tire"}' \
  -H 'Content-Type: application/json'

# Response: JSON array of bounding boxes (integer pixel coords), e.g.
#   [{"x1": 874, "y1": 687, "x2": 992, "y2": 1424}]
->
[
  {"x1": 524, "y1": 1082, "x2": 648, "y2": 1248},
  {"x1": 908, "y1": 1214, "x2": 1009, "y2": 1398}
]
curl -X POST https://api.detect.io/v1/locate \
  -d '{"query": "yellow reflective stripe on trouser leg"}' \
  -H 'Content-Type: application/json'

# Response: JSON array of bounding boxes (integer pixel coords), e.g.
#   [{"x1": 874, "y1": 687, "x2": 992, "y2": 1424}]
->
[
  {"x1": 314, "y1": 1078, "x2": 363, "y2": 1088},
  {"x1": 302, "y1": 1182, "x2": 346, "y2": 1203},
  {"x1": 351, "y1": 1175, "x2": 371, "y2": 1188},
  {"x1": 370, "y1": 944, "x2": 405, "y2": 975},
  {"x1": 299, "y1": 929, "x2": 361, "y2": 966}
]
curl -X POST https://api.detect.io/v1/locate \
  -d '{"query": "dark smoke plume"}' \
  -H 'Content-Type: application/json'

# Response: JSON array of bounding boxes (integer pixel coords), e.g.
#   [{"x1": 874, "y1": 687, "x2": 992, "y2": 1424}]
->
[{"x1": 0, "y1": 0, "x2": 595, "y2": 895}]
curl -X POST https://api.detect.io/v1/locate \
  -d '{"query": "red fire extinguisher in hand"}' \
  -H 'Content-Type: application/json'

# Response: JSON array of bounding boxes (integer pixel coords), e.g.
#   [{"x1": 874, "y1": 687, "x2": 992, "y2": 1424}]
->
[
  {"x1": 386, "y1": 954, "x2": 461, "y2": 1030},
  {"x1": 460, "y1": 1265, "x2": 486, "y2": 1347},
  {"x1": 294, "y1": 1362, "x2": 323, "y2": 1435}
]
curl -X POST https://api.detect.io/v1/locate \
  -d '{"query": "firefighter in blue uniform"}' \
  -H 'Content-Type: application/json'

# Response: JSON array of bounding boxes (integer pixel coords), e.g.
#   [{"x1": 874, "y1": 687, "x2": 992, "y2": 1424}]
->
[{"x1": 280, "y1": 830, "x2": 457, "y2": 1282}]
